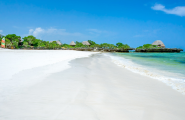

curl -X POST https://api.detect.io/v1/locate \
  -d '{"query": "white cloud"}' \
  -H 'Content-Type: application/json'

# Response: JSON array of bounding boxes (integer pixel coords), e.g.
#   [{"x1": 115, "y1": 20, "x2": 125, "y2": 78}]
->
[
  {"x1": 0, "y1": 30, "x2": 3, "y2": 33},
  {"x1": 151, "y1": 4, "x2": 185, "y2": 16},
  {"x1": 29, "y1": 27, "x2": 45, "y2": 37},
  {"x1": 28, "y1": 27, "x2": 83, "y2": 38},
  {"x1": 29, "y1": 29, "x2": 34, "y2": 35}
]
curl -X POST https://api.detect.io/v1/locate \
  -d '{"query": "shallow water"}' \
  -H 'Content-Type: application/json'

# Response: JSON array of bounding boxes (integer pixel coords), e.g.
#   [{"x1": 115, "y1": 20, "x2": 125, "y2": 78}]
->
[{"x1": 107, "y1": 52, "x2": 185, "y2": 94}]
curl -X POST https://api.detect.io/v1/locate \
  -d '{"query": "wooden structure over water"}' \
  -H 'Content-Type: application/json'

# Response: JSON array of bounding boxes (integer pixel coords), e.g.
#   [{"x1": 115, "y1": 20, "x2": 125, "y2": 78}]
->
[
  {"x1": 135, "y1": 48, "x2": 183, "y2": 53},
  {"x1": 63, "y1": 47, "x2": 183, "y2": 53},
  {"x1": 63, "y1": 48, "x2": 135, "y2": 52}
]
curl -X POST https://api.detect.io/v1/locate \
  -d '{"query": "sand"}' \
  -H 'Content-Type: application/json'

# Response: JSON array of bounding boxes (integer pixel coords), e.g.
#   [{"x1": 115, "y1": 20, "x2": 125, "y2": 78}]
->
[{"x1": 0, "y1": 51, "x2": 185, "y2": 120}]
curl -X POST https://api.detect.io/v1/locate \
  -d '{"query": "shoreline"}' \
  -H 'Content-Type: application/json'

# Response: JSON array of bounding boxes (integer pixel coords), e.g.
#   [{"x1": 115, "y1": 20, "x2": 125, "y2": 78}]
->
[
  {"x1": 1, "y1": 53, "x2": 185, "y2": 119},
  {"x1": 107, "y1": 53, "x2": 185, "y2": 94},
  {"x1": 1, "y1": 47, "x2": 183, "y2": 53}
]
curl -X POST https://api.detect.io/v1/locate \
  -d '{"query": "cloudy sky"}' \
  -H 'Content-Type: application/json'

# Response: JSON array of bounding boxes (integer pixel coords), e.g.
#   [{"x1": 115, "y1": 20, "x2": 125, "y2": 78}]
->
[{"x1": 0, "y1": 0, "x2": 185, "y2": 49}]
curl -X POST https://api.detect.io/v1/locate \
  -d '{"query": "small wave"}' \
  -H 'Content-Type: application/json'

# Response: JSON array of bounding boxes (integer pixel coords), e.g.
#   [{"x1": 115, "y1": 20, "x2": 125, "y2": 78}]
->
[{"x1": 105, "y1": 53, "x2": 185, "y2": 94}]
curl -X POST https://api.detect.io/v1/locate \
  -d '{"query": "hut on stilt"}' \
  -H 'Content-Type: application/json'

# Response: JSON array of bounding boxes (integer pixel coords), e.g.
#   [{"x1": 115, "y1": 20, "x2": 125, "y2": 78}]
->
[
  {"x1": 82, "y1": 41, "x2": 90, "y2": 46},
  {"x1": 69, "y1": 41, "x2": 76, "y2": 46},
  {"x1": 50, "y1": 40, "x2": 62, "y2": 45},
  {"x1": 152, "y1": 40, "x2": 165, "y2": 48}
]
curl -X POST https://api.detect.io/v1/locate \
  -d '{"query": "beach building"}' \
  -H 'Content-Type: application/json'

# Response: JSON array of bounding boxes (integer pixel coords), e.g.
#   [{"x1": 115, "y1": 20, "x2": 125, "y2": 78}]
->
[
  {"x1": 50, "y1": 40, "x2": 62, "y2": 45},
  {"x1": 70, "y1": 41, "x2": 76, "y2": 46},
  {"x1": 152, "y1": 40, "x2": 165, "y2": 48},
  {"x1": 82, "y1": 41, "x2": 90, "y2": 46}
]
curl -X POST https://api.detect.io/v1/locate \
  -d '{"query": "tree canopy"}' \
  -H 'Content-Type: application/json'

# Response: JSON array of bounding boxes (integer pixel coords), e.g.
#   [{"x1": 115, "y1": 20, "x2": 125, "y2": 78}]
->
[
  {"x1": 136, "y1": 44, "x2": 160, "y2": 49},
  {"x1": 0, "y1": 34, "x2": 131, "y2": 50},
  {"x1": 0, "y1": 34, "x2": 62, "y2": 49},
  {"x1": 116, "y1": 42, "x2": 130, "y2": 49},
  {"x1": 88, "y1": 40, "x2": 96, "y2": 46}
]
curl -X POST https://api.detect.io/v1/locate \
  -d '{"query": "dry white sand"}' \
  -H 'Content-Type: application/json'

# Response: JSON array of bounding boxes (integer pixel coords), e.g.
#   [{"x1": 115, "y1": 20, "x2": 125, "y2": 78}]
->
[{"x1": 0, "y1": 51, "x2": 185, "y2": 120}]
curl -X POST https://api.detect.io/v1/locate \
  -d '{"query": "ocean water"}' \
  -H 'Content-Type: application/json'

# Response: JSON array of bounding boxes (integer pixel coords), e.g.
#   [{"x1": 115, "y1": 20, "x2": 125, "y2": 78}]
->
[{"x1": 107, "y1": 52, "x2": 185, "y2": 94}]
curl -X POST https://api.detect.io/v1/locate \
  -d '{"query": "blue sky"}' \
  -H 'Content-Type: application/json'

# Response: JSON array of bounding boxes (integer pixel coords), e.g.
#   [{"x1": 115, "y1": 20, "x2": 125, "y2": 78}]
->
[{"x1": 0, "y1": 0, "x2": 185, "y2": 49}]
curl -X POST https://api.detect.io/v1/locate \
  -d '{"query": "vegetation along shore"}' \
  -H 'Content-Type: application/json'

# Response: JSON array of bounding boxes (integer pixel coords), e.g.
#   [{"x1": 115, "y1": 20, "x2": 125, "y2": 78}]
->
[{"x1": 0, "y1": 34, "x2": 183, "y2": 52}]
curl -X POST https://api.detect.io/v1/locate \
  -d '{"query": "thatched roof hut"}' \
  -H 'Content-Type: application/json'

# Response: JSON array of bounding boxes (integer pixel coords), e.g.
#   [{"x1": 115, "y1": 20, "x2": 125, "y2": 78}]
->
[
  {"x1": 50, "y1": 40, "x2": 62, "y2": 45},
  {"x1": 152, "y1": 40, "x2": 165, "y2": 48},
  {"x1": 70, "y1": 41, "x2": 76, "y2": 46},
  {"x1": 56, "y1": 40, "x2": 62, "y2": 45},
  {"x1": 82, "y1": 41, "x2": 90, "y2": 46}
]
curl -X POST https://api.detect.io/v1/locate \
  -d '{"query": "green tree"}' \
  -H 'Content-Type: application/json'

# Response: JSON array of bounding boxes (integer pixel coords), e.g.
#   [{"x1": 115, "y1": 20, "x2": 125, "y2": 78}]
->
[
  {"x1": 61, "y1": 44, "x2": 73, "y2": 48},
  {"x1": 5, "y1": 34, "x2": 20, "y2": 41},
  {"x1": 12, "y1": 41, "x2": 19, "y2": 48},
  {"x1": 136, "y1": 46, "x2": 143, "y2": 49},
  {"x1": 75, "y1": 41, "x2": 84, "y2": 48},
  {"x1": 23, "y1": 35, "x2": 37, "y2": 46},
  {"x1": 23, "y1": 41, "x2": 29, "y2": 48},
  {"x1": 108, "y1": 44, "x2": 116, "y2": 49},
  {"x1": 143, "y1": 44, "x2": 152, "y2": 49},
  {"x1": 120, "y1": 44, "x2": 130, "y2": 49},
  {"x1": 94, "y1": 44, "x2": 100, "y2": 48},
  {"x1": 37, "y1": 40, "x2": 46, "y2": 48},
  {"x1": 49, "y1": 41, "x2": 58, "y2": 49},
  {"x1": 116, "y1": 42, "x2": 130, "y2": 49},
  {"x1": 136, "y1": 44, "x2": 160, "y2": 49},
  {"x1": 5, "y1": 39, "x2": 12, "y2": 48},
  {"x1": 5, "y1": 34, "x2": 21, "y2": 48},
  {"x1": 100, "y1": 43, "x2": 109, "y2": 48},
  {"x1": 90, "y1": 44, "x2": 100, "y2": 48},
  {"x1": 100, "y1": 43, "x2": 116, "y2": 49},
  {"x1": 44, "y1": 41, "x2": 50, "y2": 48},
  {"x1": 56, "y1": 44, "x2": 61, "y2": 49},
  {"x1": 116, "y1": 42, "x2": 123, "y2": 48},
  {"x1": 88, "y1": 40, "x2": 96, "y2": 46}
]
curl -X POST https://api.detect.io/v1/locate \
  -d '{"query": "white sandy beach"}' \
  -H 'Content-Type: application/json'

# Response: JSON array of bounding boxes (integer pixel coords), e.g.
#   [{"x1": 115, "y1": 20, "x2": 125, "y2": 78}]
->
[{"x1": 0, "y1": 50, "x2": 185, "y2": 120}]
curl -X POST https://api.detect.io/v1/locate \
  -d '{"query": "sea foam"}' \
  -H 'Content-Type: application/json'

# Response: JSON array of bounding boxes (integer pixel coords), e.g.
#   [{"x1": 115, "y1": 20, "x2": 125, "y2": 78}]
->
[{"x1": 105, "y1": 53, "x2": 185, "y2": 94}]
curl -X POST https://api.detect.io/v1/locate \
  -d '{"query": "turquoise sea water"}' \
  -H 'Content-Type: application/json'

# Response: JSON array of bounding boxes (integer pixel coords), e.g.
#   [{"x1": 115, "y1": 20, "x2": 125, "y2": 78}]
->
[{"x1": 108, "y1": 52, "x2": 185, "y2": 93}]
